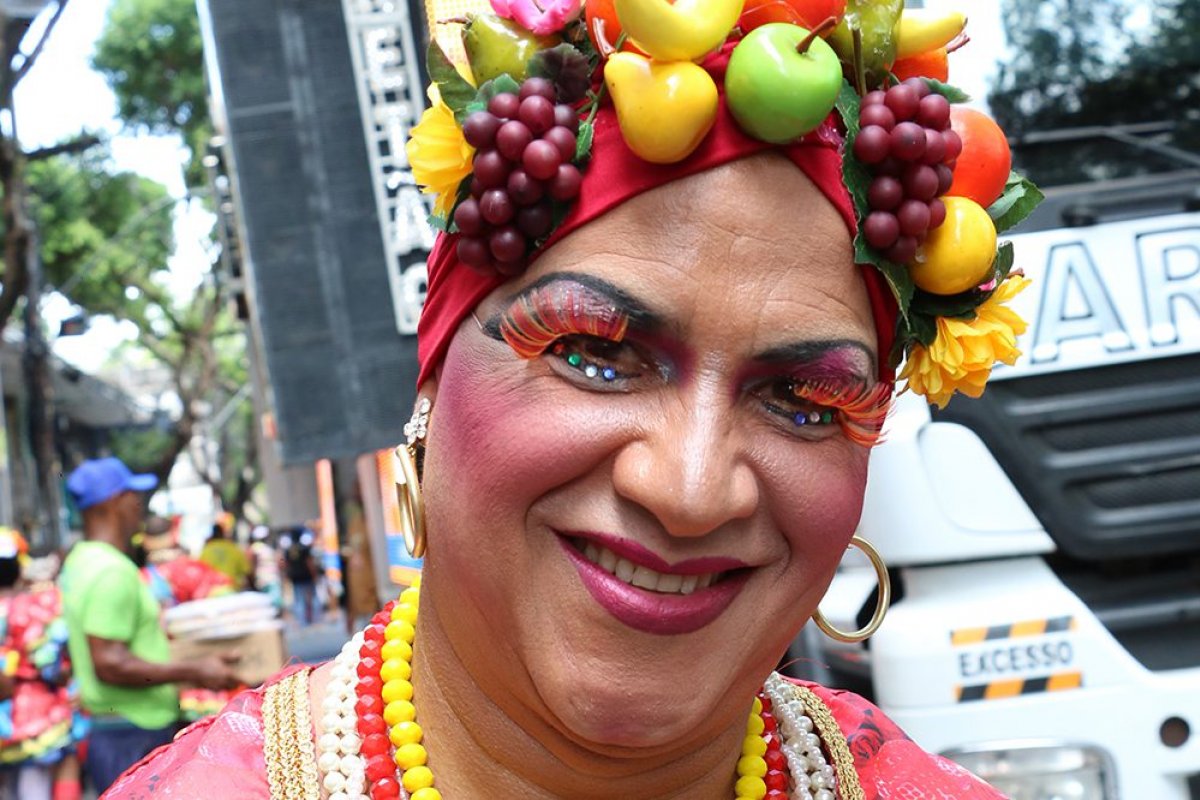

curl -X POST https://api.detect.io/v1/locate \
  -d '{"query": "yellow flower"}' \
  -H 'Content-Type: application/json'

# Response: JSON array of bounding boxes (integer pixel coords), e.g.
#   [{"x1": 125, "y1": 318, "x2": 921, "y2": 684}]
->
[
  {"x1": 899, "y1": 276, "x2": 1031, "y2": 409},
  {"x1": 406, "y1": 86, "x2": 475, "y2": 219}
]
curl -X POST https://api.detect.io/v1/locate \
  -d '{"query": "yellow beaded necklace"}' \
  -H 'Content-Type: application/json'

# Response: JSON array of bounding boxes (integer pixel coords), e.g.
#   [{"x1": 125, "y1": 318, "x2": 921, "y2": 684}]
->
[{"x1": 373, "y1": 579, "x2": 784, "y2": 800}]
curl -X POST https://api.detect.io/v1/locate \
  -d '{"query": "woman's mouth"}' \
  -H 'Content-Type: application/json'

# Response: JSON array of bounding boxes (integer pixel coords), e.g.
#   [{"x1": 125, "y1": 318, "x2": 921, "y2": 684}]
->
[
  {"x1": 557, "y1": 532, "x2": 753, "y2": 635},
  {"x1": 571, "y1": 538, "x2": 721, "y2": 595}
]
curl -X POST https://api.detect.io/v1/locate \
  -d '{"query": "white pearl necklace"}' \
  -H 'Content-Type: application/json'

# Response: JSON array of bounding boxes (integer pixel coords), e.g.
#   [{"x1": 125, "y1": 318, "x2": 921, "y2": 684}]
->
[
  {"x1": 315, "y1": 629, "x2": 836, "y2": 800},
  {"x1": 316, "y1": 632, "x2": 369, "y2": 800},
  {"x1": 765, "y1": 672, "x2": 838, "y2": 799}
]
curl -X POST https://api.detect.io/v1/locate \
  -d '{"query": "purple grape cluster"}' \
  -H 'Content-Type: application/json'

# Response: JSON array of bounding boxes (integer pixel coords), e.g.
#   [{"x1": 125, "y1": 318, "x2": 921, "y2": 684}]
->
[
  {"x1": 852, "y1": 78, "x2": 962, "y2": 264},
  {"x1": 453, "y1": 77, "x2": 583, "y2": 275}
]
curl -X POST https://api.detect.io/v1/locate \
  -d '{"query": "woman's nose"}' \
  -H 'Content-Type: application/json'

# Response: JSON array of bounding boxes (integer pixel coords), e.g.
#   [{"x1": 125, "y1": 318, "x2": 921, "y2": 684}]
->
[{"x1": 611, "y1": 394, "x2": 759, "y2": 538}]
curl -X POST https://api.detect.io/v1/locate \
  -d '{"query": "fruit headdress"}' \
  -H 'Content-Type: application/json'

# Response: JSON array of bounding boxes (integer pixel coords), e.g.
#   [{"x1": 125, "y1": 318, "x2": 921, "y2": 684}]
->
[{"x1": 408, "y1": 0, "x2": 1044, "y2": 408}]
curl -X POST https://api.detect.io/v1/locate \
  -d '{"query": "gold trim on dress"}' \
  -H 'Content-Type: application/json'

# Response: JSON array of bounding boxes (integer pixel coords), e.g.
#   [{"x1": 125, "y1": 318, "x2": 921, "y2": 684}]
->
[
  {"x1": 791, "y1": 683, "x2": 866, "y2": 800},
  {"x1": 263, "y1": 669, "x2": 320, "y2": 800}
]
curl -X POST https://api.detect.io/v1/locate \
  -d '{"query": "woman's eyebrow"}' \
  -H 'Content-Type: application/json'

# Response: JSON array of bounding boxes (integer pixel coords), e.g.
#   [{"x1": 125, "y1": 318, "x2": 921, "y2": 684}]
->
[
  {"x1": 482, "y1": 271, "x2": 666, "y2": 338},
  {"x1": 752, "y1": 340, "x2": 877, "y2": 378}
]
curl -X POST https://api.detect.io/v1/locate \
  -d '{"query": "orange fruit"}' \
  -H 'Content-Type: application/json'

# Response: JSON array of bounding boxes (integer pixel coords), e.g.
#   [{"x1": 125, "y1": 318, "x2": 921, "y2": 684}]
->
[
  {"x1": 908, "y1": 197, "x2": 997, "y2": 295},
  {"x1": 891, "y1": 48, "x2": 949, "y2": 83},
  {"x1": 947, "y1": 107, "x2": 1012, "y2": 208},
  {"x1": 586, "y1": 0, "x2": 644, "y2": 54}
]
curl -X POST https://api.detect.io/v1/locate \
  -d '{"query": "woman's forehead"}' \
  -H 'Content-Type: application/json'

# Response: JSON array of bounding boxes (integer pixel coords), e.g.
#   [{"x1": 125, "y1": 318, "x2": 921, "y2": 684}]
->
[{"x1": 503, "y1": 155, "x2": 875, "y2": 351}]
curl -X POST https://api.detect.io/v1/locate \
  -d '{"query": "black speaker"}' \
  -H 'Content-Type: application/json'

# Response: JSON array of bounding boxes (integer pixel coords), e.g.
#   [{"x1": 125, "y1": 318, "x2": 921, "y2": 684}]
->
[{"x1": 201, "y1": 0, "x2": 429, "y2": 464}]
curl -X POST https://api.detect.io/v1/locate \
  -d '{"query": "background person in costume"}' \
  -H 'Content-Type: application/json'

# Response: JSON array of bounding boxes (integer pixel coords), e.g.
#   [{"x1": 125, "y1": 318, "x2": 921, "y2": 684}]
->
[
  {"x1": 0, "y1": 529, "x2": 85, "y2": 800},
  {"x1": 106, "y1": 2, "x2": 1035, "y2": 797},
  {"x1": 199, "y1": 522, "x2": 253, "y2": 591},
  {"x1": 58, "y1": 458, "x2": 242, "y2": 793}
]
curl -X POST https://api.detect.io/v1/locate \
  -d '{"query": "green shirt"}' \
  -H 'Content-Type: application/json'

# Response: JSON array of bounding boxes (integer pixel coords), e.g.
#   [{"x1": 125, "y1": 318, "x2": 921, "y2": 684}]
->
[{"x1": 60, "y1": 540, "x2": 179, "y2": 729}]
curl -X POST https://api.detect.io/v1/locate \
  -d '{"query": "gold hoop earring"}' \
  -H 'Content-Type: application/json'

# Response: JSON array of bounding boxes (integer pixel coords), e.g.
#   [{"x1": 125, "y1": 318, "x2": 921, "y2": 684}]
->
[
  {"x1": 396, "y1": 398, "x2": 431, "y2": 558},
  {"x1": 812, "y1": 536, "x2": 890, "y2": 643}
]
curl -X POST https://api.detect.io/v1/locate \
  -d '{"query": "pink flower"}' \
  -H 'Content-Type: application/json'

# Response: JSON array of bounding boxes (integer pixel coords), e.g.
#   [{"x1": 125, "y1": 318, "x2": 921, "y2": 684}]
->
[{"x1": 490, "y1": 0, "x2": 582, "y2": 35}]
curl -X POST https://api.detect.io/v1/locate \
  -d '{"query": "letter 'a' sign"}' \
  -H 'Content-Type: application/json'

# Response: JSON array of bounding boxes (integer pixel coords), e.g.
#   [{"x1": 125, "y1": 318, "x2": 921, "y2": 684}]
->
[{"x1": 993, "y1": 212, "x2": 1200, "y2": 380}]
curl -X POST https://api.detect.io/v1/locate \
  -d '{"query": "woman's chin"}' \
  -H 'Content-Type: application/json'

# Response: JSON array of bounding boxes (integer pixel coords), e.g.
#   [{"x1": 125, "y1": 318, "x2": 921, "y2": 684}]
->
[{"x1": 529, "y1": 651, "x2": 735, "y2": 751}]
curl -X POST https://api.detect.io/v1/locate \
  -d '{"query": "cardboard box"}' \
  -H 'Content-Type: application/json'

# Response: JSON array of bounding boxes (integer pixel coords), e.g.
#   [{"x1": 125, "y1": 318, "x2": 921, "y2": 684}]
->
[{"x1": 169, "y1": 625, "x2": 288, "y2": 687}]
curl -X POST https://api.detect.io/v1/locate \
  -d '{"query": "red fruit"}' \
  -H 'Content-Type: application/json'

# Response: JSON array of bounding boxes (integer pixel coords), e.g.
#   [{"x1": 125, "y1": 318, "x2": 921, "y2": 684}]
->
[
  {"x1": 519, "y1": 95, "x2": 555, "y2": 135},
  {"x1": 928, "y1": 197, "x2": 947, "y2": 228},
  {"x1": 921, "y1": 128, "x2": 947, "y2": 165},
  {"x1": 889, "y1": 122, "x2": 926, "y2": 161},
  {"x1": 884, "y1": 84, "x2": 920, "y2": 121},
  {"x1": 548, "y1": 164, "x2": 583, "y2": 200},
  {"x1": 479, "y1": 189, "x2": 515, "y2": 225},
  {"x1": 902, "y1": 163, "x2": 939, "y2": 202},
  {"x1": 947, "y1": 106, "x2": 1012, "y2": 207},
  {"x1": 886, "y1": 235, "x2": 918, "y2": 264},
  {"x1": 520, "y1": 77, "x2": 556, "y2": 102},
  {"x1": 554, "y1": 105, "x2": 580, "y2": 133},
  {"x1": 454, "y1": 198, "x2": 484, "y2": 235},
  {"x1": 864, "y1": 211, "x2": 900, "y2": 250},
  {"x1": 496, "y1": 120, "x2": 533, "y2": 161},
  {"x1": 490, "y1": 226, "x2": 526, "y2": 263},
  {"x1": 456, "y1": 236, "x2": 490, "y2": 269},
  {"x1": 867, "y1": 175, "x2": 903, "y2": 211},
  {"x1": 543, "y1": 126, "x2": 577, "y2": 161},
  {"x1": 853, "y1": 125, "x2": 891, "y2": 164},
  {"x1": 487, "y1": 92, "x2": 520, "y2": 120},
  {"x1": 917, "y1": 93, "x2": 951, "y2": 130},
  {"x1": 522, "y1": 140, "x2": 562, "y2": 181},
  {"x1": 859, "y1": 104, "x2": 896, "y2": 131},
  {"x1": 897, "y1": 199, "x2": 931, "y2": 236},
  {"x1": 507, "y1": 170, "x2": 545, "y2": 206}
]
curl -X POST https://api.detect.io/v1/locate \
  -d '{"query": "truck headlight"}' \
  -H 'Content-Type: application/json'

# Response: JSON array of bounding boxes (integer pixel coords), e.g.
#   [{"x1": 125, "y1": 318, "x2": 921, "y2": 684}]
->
[{"x1": 944, "y1": 742, "x2": 1116, "y2": 800}]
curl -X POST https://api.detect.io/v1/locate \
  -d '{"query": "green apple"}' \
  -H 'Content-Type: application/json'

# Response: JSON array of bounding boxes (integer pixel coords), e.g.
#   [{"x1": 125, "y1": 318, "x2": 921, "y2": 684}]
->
[
  {"x1": 726, "y1": 23, "x2": 844, "y2": 144},
  {"x1": 462, "y1": 14, "x2": 560, "y2": 85}
]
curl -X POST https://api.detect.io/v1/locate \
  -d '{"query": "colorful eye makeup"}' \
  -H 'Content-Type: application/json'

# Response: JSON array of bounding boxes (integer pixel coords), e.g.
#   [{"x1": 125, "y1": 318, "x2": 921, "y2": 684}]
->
[
  {"x1": 787, "y1": 378, "x2": 893, "y2": 447},
  {"x1": 498, "y1": 281, "x2": 630, "y2": 360},
  {"x1": 489, "y1": 273, "x2": 891, "y2": 446}
]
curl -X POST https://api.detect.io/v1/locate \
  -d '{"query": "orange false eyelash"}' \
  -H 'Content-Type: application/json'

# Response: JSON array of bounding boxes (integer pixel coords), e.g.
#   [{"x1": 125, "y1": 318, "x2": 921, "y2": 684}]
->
[
  {"x1": 499, "y1": 284, "x2": 630, "y2": 359},
  {"x1": 793, "y1": 379, "x2": 894, "y2": 447}
]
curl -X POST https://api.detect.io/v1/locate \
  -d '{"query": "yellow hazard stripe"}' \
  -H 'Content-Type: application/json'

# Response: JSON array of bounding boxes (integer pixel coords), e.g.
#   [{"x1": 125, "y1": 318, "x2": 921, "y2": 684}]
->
[
  {"x1": 950, "y1": 615, "x2": 1075, "y2": 645},
  {"x1": 956, "y1": 671, "x2": 1083, "y2": 703}
]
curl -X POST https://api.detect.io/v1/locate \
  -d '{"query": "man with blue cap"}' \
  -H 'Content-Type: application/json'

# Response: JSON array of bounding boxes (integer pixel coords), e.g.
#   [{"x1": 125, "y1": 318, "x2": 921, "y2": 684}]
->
[{"x1": 59, "y1": 458, "x2": 240, "y2": 793}]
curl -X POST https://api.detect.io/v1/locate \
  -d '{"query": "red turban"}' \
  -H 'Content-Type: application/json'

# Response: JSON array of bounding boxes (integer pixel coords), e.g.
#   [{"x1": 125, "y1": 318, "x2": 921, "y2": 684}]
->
[{"x1": 417, "y1": 46, "x2": 898, "y2": 386}]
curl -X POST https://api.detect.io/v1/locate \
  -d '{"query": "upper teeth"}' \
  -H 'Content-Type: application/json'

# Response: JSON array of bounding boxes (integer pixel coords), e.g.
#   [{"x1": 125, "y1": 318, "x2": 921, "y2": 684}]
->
[{"x1": 579, "y1": 541, "x2": 717, "y2": 595}]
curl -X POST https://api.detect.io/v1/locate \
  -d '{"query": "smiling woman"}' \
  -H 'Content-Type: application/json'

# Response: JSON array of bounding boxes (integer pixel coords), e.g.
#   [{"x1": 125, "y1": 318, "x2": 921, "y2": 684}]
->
[{"x1": 103, "y1": 2, "x2": 1035, "y2": 798}]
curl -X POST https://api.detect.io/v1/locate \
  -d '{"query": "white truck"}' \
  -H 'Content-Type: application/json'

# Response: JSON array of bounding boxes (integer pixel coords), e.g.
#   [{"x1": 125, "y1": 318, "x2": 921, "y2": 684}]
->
[{"x1": 797, "y1": 125, "x2": 1200, "y2": 799}]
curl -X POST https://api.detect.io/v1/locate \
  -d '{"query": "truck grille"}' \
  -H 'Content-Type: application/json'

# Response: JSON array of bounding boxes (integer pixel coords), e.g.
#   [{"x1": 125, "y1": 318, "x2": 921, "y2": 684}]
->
[{"x1": 932, "y1": 353, "x2": 1200, "y2": 560}]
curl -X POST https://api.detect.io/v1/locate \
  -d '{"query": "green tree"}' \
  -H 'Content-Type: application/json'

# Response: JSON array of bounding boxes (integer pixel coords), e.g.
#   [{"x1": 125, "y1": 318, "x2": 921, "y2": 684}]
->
[
  {"x1": 92, "y1": 0, "x2": 212, "y2": 186},
  {"x1": 991, "y1": 0, "x2": 1200, "y2": 143}
]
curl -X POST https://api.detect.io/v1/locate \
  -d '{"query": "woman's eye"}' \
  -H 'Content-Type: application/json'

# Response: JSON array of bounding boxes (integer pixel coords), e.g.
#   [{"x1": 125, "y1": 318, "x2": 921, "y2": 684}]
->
[
  {"x1": 754, "y1": 379, "x2": 839, "y2": 432},
  {"x1": 548, "y1": 335, "x2": 647, "y2": 384}
]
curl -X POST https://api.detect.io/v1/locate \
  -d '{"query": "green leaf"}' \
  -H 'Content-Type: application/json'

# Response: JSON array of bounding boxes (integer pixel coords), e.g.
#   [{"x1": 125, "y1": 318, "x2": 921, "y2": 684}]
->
[
  {"x1": 427, "y1": 40, "x2": 477, "y2": 124},
  {"x1": 910, "y1": 288, "x2": 987, "y2": 319},
  {"x1": 466, "y1": 74, "x2": 523, "y2": 116},
  {"x1": 923, "y1": 78, "x2": 970, "y2": 103},
  {"x1": 574, "y1": 121, "x2": 595, "y2": 163},
  {"x1": 527, "y1": 43, "x2": 593, "y2": 104},
  {"x1": 988, "y1": 172, "x2": 1045, "y2": 233},
  {"x1": 992, "y1": 240, "x2": 1015, "y2": 281},
  {"x1": 907, "y1": 313, "x2": 939, "y2": 347}
]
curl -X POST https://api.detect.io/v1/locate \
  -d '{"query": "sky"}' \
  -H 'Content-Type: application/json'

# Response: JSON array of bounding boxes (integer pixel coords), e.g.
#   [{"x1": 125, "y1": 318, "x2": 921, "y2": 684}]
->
[{"x1": 15, "y1": 0, "x2": 210, "y2": 373}]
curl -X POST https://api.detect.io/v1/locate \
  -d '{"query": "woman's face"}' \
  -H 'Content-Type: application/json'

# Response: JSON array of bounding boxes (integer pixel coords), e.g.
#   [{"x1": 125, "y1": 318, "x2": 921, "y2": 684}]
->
[{"x1": 422, "y1": 154, "x2": 883, "y2": 751}]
